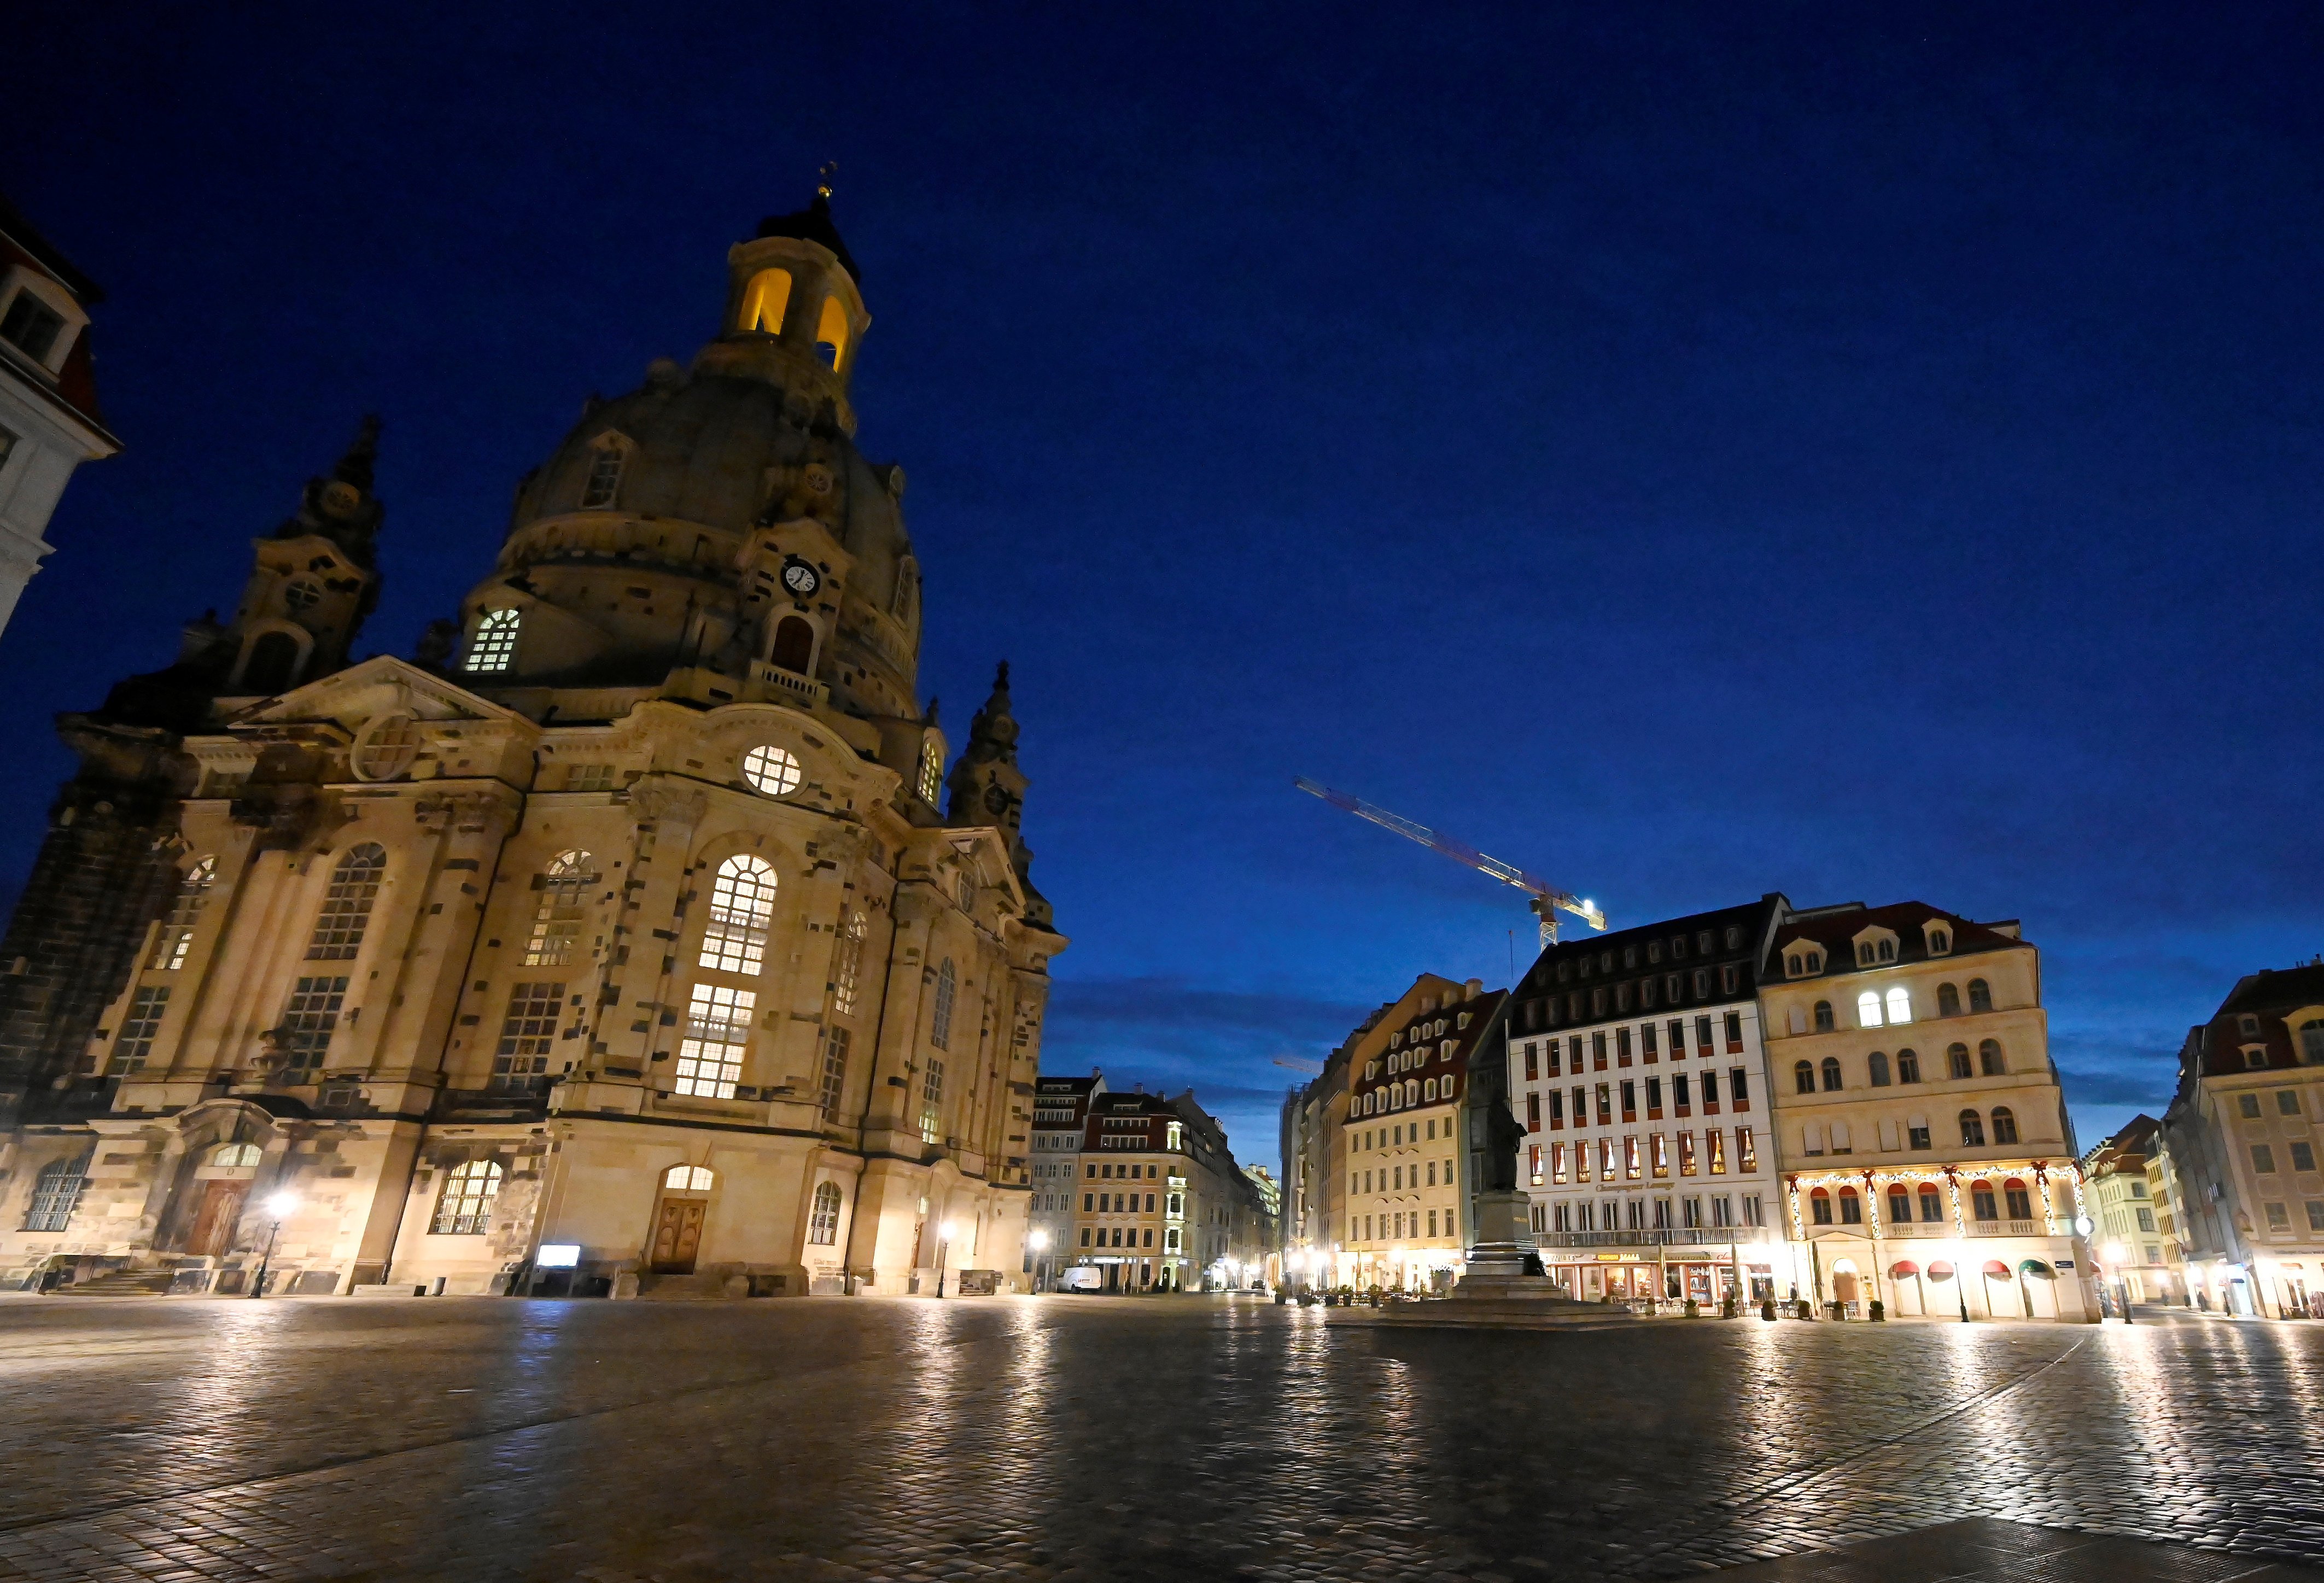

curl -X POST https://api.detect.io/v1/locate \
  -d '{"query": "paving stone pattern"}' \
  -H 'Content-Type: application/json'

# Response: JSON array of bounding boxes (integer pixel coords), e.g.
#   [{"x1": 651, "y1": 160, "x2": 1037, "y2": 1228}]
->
[{"x1": 0, "y1": 1296, "x2": 2319, "y2": 1582}]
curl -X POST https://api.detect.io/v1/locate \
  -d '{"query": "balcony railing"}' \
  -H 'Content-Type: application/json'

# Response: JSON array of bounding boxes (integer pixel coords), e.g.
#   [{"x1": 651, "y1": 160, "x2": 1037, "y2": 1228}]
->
[
  {"x1": 1535, "y1": 1226, "x2": 1783, "y2": 1249},
  {"x1": 1833, "y1": 1219, "x2": 2049, "y2": 1239}
]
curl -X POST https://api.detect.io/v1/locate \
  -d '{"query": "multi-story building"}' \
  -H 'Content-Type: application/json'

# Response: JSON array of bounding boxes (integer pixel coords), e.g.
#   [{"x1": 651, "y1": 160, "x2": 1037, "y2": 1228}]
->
[
  {"x1": 1341, "y1": 980, "x2": 1506, "y2": 1293},
  {"x1": 1241, "y1": 1164, "x2": 1282, "y2": 1287},
  {"x1": 1060, "y1": 1085, "x2": 1266, "y2": 1292},
  {"x1": 1280, "y1": 973, "x2": 1468, "y2": 1291},
  {"x1": 0, "y1": 191, "x2": 1065, "y2": 1301},
  {"x1": 1029, "y1": 1071, "x2": 1103, "y2": 1289},
  {"x1": 1762, "y1": 901, "x2": 2095, "y2": 1321},
  {"x1": 2081, "y1": 1114, "x2": 2175, "y2": 1307},
  {"x1": 1506, "y1": 899, "x2": 1785, "y2": 1306},
  {"x1": 0, "y1": 190, "x2": 122, "y2": 635},
  {"x1": 2159, "y1": 962, "x2": 2324, "y2": 1319}
]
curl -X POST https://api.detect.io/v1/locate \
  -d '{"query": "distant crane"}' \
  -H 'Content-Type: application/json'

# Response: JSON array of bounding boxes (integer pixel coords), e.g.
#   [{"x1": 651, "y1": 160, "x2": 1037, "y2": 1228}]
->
[
  {"x1": 1272, "y1": 1055, "x2": 1324, "y2": 1076},
  {"x1": 1294, "y1": 777, "x2": 1607, "y2": 947}
]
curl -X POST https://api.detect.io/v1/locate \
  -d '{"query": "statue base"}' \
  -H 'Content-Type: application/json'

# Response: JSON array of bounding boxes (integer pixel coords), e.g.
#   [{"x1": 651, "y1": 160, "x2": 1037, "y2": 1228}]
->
[{"x1": 1345, "y1": 1191, "x2": 1633, "y2": 1330}]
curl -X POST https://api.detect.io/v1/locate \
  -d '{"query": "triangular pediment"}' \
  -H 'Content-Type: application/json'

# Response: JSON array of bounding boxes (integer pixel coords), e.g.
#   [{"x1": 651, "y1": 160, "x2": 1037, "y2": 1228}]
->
[{"x1": 227, "y1": 656, "x2": 532, "y2": 737}]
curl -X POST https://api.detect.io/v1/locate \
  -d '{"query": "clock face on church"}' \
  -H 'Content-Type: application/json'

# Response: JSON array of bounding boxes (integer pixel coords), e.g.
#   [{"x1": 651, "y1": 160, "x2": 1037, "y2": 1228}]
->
[{"x1": 780, "y1": 558, "x2": 821, "y2": 598}]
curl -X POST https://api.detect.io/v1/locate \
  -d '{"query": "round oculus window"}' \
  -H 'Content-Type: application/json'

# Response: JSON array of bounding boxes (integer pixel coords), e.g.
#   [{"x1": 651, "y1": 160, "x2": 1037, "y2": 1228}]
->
[
  {"x1": 352, "y1": 712, "x2": 421, "y2": 781},
  {"x1": 742, "y1": 744, "x2": 802, "y2": 797}
]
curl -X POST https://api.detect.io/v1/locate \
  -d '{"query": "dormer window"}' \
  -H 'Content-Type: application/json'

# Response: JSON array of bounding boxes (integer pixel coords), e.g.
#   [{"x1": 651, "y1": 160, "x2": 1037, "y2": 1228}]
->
[
  {"x1": 464, "y1": 608, "x2": 521, "y2": 674},
  {"x1": 1389, "y1": 1032, "x2": 1402, "y2": 1050},
  {"x1": 0, "y1": 289, "x2": 68, "y2": 364},
  {"x1": 1927, "y1": 925, "x2": 1952, "y2": 955},
  {"x1": 581, "y1": 443, "x2": 626, "y2": 509}
]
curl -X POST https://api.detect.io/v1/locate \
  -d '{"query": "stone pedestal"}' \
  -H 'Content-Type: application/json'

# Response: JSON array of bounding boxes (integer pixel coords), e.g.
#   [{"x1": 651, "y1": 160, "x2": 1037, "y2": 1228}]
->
[{"x1": 1343, "y1": 1191, "x2": 1634, "y2": 1330}]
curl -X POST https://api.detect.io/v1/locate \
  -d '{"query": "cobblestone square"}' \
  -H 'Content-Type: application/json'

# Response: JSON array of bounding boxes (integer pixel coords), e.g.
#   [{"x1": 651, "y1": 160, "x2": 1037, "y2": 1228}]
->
[{"x1": 2, "y1": 1296, "x2": 2321, "y2": 1582}]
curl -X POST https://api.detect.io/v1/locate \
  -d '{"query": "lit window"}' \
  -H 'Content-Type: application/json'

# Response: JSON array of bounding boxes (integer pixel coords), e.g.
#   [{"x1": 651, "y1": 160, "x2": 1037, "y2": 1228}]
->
[
  {"x1": 931, "y1": 959, "x2": 956, "y2": 1050},
  {"x1": 489, "y1": 981, "x2": 564, "y2": 1093},
  {"x1": 699, "y1": 855, "x2": 777, "y2": 973},
  {"x1": 921, "y1": 1056, "x2": 945, "y2": 1144},
  {"x1": 831, "y1": 910, "x2": 865, "y2": 1016},
  {"x1": 916, "y1": 737, "x2": 944, "y2": 805},
  {"x1": 1884, "y1": 987, "x2": 1912, "y2": 1024},
  {"x1": 742, "y1": 744, "x2": 802, "y2": 797},
  {"x1": 1858, "y1": 990, "x2": 1884, "y2": 1028},
  {"x1": 675, "y1": 983, "x2": 754, "y2": 1098},
  {"x1": 112, "y1": 985, "x2": 171, "y2": 1074},
  {"x1": 212, "y1": 1142, "x2": 262, "y2": 1167},
  {"x1": 521, "y1": 850, "x2": 596, "y2": 967},
  {"x1": 150, "y1": 857, "x2": 216, "y2": 970},
  {"x1": 276, "y1": 976, "x2": 349, "y2": 1075},
  {"x1": 307, "y1": 844, "x2": 386, "y2": 960},
  {"x1": 352, "y1": 713, "x2": 421, "y2": 781},
  {"x1": 566, "y1": 763, "x2": 616, "y2": 791},
  {"x1": 739, "y1": 267, "x2": 792, "y2": 335},
  {"x1": 664, "y1": 1165, "x2": 715, "y2": 1192},
  {"x1": 24, "y1": 1154, "x2": 91, "y2": 1231},
  {"x1": 464, "y1": 609, "x2": 522, "y2": 674},
  {"x1": 431, "y1": 1160, "x2": 502, "y2": 1235},
  {"x1": 808, "y1": 1181, "x2": 842, "y2": 1244},
  {"x1": 580, "y1": 445, "x2": 624, "y2": 508}
]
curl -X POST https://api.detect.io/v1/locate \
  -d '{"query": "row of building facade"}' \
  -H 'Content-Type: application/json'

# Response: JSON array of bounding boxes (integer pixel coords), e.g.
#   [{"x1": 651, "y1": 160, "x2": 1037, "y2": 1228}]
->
[
  {"x1": 2080, "y1": 963, "x2": 2324, "y2": 1320},
  {"x1": 1284, "y1": 893, "x2": 2106, "y2": 1321}
]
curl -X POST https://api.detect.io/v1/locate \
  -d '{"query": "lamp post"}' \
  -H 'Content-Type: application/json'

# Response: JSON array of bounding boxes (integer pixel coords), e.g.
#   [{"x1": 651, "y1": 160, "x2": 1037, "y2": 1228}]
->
[
  {"x1": 936, "y1": 1219, "x2": 956, "y2": 1299},
  {"x1": 1940, "y1": 1242, "x2": 1969, "y2": 1323},
  {"x1": 249, "y1": 1191, "x2": 297, "y2": 1299},
  {"x1": 1028, "y1": 1228, "x2": 1049, "y2": 1294}
]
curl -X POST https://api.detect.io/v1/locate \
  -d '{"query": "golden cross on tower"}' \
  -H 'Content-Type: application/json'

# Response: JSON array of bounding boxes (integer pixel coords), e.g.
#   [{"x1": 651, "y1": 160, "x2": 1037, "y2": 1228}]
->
[{"x1": 817, "y1": 161, "x2": 837, "y2": 200}]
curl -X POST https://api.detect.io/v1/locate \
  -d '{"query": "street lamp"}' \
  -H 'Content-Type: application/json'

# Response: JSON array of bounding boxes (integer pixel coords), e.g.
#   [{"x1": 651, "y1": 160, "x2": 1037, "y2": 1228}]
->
[
  {"x1": 2105, "y1": 1239, "x2": 2134, "y2": 1324},
  {"x1": 936, "y1": 1219, "x2": 956, "y2": 1299},
  {"x1": 1940, "y1": 1242, "x2": 1969, "y2": 1323},
  {"x1": 1028, "y1": 1228, "x2": 1049, "y2": 1294},
  {"x1": 250, "y1": 1191, "x2": 296, "y2": 1299}
]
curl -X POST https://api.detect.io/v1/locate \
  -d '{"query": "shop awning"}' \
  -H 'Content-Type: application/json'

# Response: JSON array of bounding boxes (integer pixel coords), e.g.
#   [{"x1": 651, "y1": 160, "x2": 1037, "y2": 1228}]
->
[
  {"x1": 1890, "y1": 1260, "x2": 1920, "y2": 1278},
  {"x1": 1983, "y1": 1260, "x2": 2012, "y2": 1278},
  {"x1": 2019, "y1": 1259, "x2": 2055, "y2": 1278}
]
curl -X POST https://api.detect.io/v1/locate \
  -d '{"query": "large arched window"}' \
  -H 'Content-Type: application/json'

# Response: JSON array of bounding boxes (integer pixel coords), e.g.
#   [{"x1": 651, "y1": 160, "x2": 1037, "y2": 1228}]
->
[
  {"x1": 1937, "y1": 983, "x2": 1961, "y2": 1018},
  {"x1": 1820, "y1": 1056, "x2": 1843, "y2": 1093},
  {"x1": 772, "y1": 616, "x2": 815, "y2": 674},
  {"x1": 1895, "y1": 1048, "x2": 1922, "y2": 1083},
  {"x1": 1967, "y1": 978, "x2": 1993, "y2": 1013},
  {"x1": 524, "y1": 850, "x2": 598, "y2": 967},
  {"x1": 1793, "y1": 1060, "x2": 1815, "y2": 1095},
  {"x1": 1918, "y1": 1184, "x2": 1943, "y2": 1222},
  {"x1": 814, "y1": 295, "x2": 849, "y2": 367},
  {"x1": 151, "y1": 856, "x2": 217, "y2": 970},
  {"x1": 307, "y1": 844, "x2": 386, "y2": 960},
  {"x1": 580, "y1": 442, "x2": 626, "y2": 509},
  {"x1": 700, "y1": 855, "x2": 777, "y2": 973},
  {"x1": 2002, "y1": 1177, "x2": 2032, "y2": 1218},
  {"x1": 1960, "y1": 1108, "x2": 1987, "y2": 1147},
  {"x1": 1884, "y1": 987, "x2": 1912, "y2": 1024},
  {"x1": 1947, "y1": 1043, "x2": 1972, "y2": 1080},
  {"x1": 1990, "y1": 1107, "x2": 2019, "y2": 1145},
  {"x1": 1978, "y1": 1039, "x2": 2007, "y2": 1077},
  {"x1": 1809, "y1": 1187, "x2": 1833, "y2": 1225},
  {"x1": 1813, "y1": 1000, "x2": 1834, "y2": 1032},
  {"x1": 1857, "y1": 991, "x2": 1883, "y2": 1028},
  {"x1": 24, "y1": 1153, "x2": 90, "y2": 1231},
  {"x1": 809, "y1": 1180, "x2": 843, "y2": 1244},
  {"x1": 738, "y1": 267, "x2": 792, "y2": 335},
  {"x1": 243, "y1": 630, "x2": 303, "y2": 693},
  {"x1": 675, "y1": 984, "x2": 753, "y2": 1098},
  {"x1": 1838, "y1": 1187, "x2": 1863, "y2": 1224},
  {"x1": 465, "y1": 608, "x2": 522, "y2": 674},
  {"x1": 430, "y1": 1160, "x2": 502, "y2": 1235},
  {"x1": 1867, "y1": 1051, "x2": 1891, "y2": 1087},
  {"x1": 831, "y1": 909, "x2": 866, "y2": 1017},
  {"x1": 1970, "y1": 1181, "x2": 1999, "y2": 1221},
  {"x1": 930, "y1": 958, "x2": 956, "y2": 1050},
  {"x1": 1887, "y1": 1184, "x2": 1913, "y2": 1223}
]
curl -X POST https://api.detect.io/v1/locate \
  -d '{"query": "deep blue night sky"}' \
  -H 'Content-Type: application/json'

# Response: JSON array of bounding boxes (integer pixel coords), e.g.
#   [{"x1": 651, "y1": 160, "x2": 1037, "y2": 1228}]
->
[{"x1": 5, "y1": 4, "x2": 2321, "y2": 1169}]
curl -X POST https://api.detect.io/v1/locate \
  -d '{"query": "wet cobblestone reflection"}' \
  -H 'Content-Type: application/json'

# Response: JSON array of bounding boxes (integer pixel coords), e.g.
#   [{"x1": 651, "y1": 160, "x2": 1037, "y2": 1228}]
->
[{"x1": 0, "y1": 1297, "x2": 2319, "y2": 1581}]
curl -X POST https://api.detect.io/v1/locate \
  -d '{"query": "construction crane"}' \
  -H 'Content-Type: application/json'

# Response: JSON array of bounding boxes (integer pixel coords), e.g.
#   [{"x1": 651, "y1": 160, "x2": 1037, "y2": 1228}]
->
[{"x1": 1294, "y1": 777, "x2": 1607, "y2": 946}]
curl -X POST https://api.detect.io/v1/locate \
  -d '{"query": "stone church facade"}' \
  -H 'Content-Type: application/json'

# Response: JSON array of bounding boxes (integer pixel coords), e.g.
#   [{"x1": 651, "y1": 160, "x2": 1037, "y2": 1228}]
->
[{"x1": 0, "y1": 194, "x2": 1065, "y2": 1298}]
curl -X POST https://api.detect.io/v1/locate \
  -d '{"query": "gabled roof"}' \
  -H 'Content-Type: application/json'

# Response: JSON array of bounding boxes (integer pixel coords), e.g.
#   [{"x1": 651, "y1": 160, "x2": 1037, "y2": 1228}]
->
[
  {"x1": 1766, "y1": 901, "x2": 2028, "y2": 979},
  {"x1": 1351, "y1": 987, "x2": 1508, "y2": 1108},
  {"x1": 2215, "y1": 963, "x2": 2324, "y2": 1020}
]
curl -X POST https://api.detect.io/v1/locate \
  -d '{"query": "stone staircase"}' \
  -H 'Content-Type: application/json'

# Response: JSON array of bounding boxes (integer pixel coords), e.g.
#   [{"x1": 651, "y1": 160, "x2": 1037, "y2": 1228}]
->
[{"x1": 52, "y1": 1267, "x2": 176, "y2": 1297}]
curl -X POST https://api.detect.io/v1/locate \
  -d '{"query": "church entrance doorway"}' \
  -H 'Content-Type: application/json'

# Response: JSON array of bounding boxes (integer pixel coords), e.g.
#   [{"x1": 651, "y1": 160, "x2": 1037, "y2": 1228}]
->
[
  {"x1": 649, "y1": 1199, "x2": 705, "y2": 1274},
  {"x1": 186, "y1": 1180, "x2": 248, "y2": 1258}
]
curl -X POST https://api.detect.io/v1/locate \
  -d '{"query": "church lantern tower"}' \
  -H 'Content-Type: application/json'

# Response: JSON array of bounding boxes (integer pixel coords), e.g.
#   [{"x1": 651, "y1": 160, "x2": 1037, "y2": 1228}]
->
[{"x1": 945, "y1": 662, "x2": 1053, "y2": 931}]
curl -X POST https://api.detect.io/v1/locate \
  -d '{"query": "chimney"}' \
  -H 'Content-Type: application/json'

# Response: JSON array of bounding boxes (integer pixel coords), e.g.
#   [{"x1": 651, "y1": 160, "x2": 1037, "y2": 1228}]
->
[
  {"x1": 1465, "y1": 978, "x2": 1483, "y2": 999},
  {"x1": 1134, "y1": 1080, "x2": 1143, "y2": 1094}
]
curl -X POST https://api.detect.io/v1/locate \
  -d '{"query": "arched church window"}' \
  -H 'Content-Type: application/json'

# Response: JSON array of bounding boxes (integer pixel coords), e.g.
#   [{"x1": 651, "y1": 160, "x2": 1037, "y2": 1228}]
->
[
  {"x1": 24, "y1": 1154, "x2": 90, "y2": 1231},
  {"x1": 151, "y1": 857, "x2": 217, "y2": 970},
  {"x1": 832, "y1": 909, "x2": 866, "y2": 1017},
  {"x1": 809, "y1": 1181, "x2": 843, "y2": 1245},
  {"x1": 430, "y1": 1160, "x2": 502, "y2": 1235},
  {"x1": 307, "y1": 844, "x2": 386, "y2": 960},
  {"x1": 523, "y1": 850, "x2": 598, "y2": 967},
  {"x1": 699, "y1": 856, "x2": 776, "y2": 974},
  {"x1": 931, "y1": 959, "x2": 956, "y2": 1050},
  {"x1": 916, "y1": 738, "x2": 944, "y2": 806},
  {"x1": 814, "y1": 295, "x2": 849, "y2": 368},
  {"x1": 675, "y1": 984, "x2": 752, "y2": 1097},
  {"x1": 580, "y1": 443, "x2": 625, "y2": 509},
  {"x1": 664, "y1": 1164, "x2": 715, "y2": 1192},
  {"x1": 771, "y1": 615, "x2": 815, "y2": 674},
  {"x1": 211, "y1": 1142, "x2": 262, "y2": 1167},
  {"x1": 243, "y1": 630, "x2": 302, "y2": 694},
  {"x1": 464, "y1": 609, "x2": 521, "y2": 674},
  {"x1": 891, "y1": 557, "x2": 920, "y2": 626},
  {"x1": 738, "y1": 267, "x2": 792, "y2": 335}
]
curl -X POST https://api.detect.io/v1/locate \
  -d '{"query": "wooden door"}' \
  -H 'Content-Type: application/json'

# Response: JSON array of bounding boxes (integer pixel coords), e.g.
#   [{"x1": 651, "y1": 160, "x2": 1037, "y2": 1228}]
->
[
  {"x1": 650, "y1": 1199, "x2": 705, "y2": 1274},
  {"x1": 187, "y1": 1181, "x2": 248, "y2": 1257}
]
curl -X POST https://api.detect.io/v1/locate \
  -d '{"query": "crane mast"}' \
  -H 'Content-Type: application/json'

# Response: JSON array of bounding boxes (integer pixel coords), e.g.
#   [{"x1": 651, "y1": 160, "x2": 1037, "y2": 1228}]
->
[{"x1": 1294, "y1": 777, "x2": 1606, "y2": 945}]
